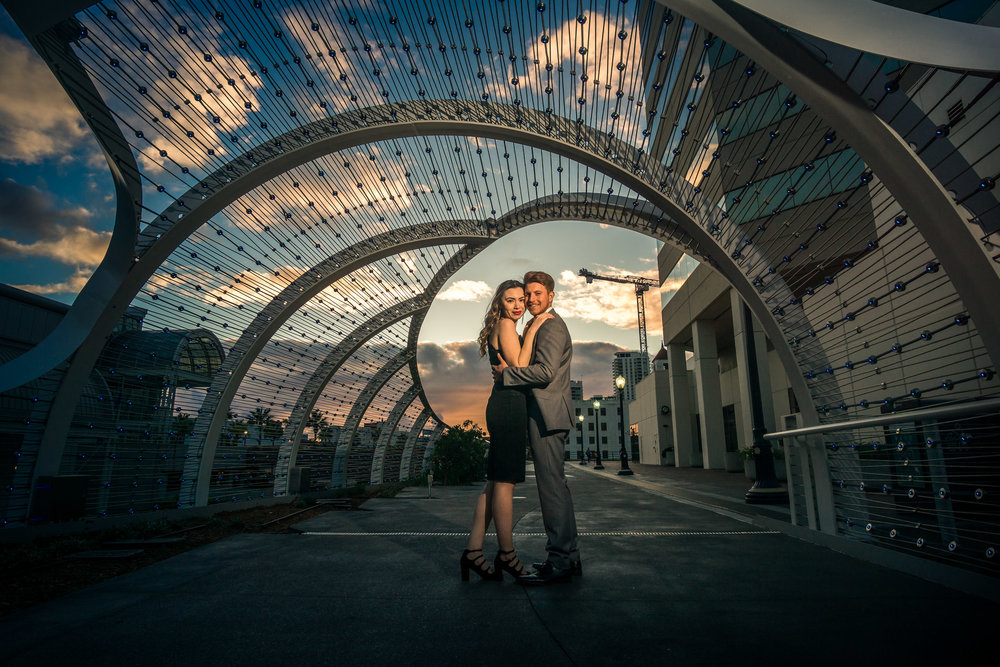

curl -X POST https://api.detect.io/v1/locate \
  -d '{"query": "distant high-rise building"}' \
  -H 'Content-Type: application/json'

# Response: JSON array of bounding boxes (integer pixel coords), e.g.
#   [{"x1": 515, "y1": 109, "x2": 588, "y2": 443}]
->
[
  {"x1": 612, "y1": 351, "x2": 649, "y2": 402},
  {"x1": 570, "y1": 380, "x2": 583, "y2": 401}
]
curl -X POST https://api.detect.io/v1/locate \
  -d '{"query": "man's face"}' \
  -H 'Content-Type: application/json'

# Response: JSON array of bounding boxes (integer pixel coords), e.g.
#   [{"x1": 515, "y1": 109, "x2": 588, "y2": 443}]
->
[{"x1": 524, "y1": 281, "x2": 554, "y2": 316}]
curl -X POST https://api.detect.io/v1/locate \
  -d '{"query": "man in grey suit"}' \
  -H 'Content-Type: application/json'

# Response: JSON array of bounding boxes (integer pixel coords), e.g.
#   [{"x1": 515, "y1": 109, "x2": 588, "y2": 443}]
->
[{"x1": 493, "y1": 270, "x2": 580, "y2": 585}]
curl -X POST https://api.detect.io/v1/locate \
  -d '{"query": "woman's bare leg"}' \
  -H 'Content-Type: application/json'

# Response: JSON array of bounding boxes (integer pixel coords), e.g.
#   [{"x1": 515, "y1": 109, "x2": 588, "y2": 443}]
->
[
  {"x1": 491, "y1": 481, "x2": 515, "y2": 552},
  {"x1": 465, "y1": 481, "x2": 494, "y2": 551}
]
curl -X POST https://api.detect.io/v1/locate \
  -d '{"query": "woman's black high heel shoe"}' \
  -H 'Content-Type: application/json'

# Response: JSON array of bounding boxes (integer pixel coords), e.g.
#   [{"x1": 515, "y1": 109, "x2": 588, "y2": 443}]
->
[
  {"x1": 494, "y1": 549, "x2": 529, "y2": 580},
  {"x1": 461, "y1": 549, "x2": 500, "y2": 581}
]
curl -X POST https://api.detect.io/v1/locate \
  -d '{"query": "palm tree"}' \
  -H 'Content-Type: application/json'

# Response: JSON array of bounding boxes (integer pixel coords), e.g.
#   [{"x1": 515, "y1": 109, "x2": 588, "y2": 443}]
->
[
  {"x1": 247, "y1": 408, "x2": 272, "y2": 446},
  {"x1": 262, "y1": 419, "x2": 284, "y2": 445},
  {"x1": 307, "y1": 409, "x2": 329, "y2": 442}
]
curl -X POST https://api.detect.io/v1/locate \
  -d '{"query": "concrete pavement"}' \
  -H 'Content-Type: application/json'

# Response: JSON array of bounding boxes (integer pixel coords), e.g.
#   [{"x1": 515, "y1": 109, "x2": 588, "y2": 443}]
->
[{"x1": 1, "y1": 462, "x2": 995, "y2": 665}]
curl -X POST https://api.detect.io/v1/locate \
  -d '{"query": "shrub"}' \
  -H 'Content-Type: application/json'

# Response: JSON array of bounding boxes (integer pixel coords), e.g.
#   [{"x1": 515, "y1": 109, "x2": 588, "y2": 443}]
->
[{"x1": 430, "y1": 420, "x2": 489, "y2": 485}]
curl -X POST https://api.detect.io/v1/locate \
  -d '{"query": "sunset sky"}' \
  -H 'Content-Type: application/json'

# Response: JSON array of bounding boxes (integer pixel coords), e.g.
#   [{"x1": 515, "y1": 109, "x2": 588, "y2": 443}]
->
[{"x1": 417, "y1": 220, "x2": 700, "y2": 428}]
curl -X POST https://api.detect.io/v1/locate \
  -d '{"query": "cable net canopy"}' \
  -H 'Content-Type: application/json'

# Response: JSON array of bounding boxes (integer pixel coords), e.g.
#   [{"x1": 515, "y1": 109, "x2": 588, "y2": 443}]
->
[{"x1": 1, "y1": 0, "x2": 998, "y2": 577}]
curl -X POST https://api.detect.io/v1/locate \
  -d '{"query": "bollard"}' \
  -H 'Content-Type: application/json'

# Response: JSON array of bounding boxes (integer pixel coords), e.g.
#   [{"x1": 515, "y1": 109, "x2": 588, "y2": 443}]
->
[{"x1": 427, "y1": 472, "x2": 434, "y2": 498}]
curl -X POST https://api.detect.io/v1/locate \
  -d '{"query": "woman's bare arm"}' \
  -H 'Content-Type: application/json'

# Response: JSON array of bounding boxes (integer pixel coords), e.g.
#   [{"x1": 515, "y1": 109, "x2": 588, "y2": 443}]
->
[{"x1": 496, "y1": 318, "x2": 524, "y2": 367}]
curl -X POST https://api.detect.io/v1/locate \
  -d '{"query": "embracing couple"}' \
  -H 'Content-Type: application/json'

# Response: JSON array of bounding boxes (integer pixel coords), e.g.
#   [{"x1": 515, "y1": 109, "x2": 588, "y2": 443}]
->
[{"x1": 459, "y1": 270, "x2": 581, "y2": 586}]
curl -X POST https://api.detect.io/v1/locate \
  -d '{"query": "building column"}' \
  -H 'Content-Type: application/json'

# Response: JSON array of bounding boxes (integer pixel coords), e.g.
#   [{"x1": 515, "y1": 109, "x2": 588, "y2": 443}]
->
[
  {"x1": 667, "y1": 343, "x2": 697, "y2": 467},
  {"x1": 692, "y1": 320, "x2": 727, "y2": 469},
  {"x1": 730, "y1": 290, "x2": 776, "y2": 452}
]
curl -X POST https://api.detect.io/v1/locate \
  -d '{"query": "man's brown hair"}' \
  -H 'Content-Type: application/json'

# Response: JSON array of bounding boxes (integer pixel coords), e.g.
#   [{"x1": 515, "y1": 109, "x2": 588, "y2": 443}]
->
[{"x1": 523, "y1": 270, "x2": 554, "y2": 292}]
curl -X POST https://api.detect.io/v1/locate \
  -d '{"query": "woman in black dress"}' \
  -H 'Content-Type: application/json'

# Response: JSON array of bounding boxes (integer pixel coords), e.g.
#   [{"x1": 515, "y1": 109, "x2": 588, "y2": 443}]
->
[{"x1": 460, "y1": 279, "x2": 552, "y2": 581}]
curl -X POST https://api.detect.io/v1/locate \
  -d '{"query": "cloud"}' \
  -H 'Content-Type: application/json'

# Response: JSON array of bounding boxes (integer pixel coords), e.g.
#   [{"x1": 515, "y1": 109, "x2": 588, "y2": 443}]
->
[
  {"x1": 10, "y1": 267, "x2": 94, "y2": 295},
  {"x1": 0, "y1": 179, "x2": 110, "y2": 266},
  {"x1": 417, "y1": 338, "x2": 628, "y2": 430},
  {"x1": 437, "y1": 280, "x2": 493, "y2": 302},
  {"x1": 0, "y1": 36, "x2": 98, "y2": 165},
  {"x1": 417, "y1": 340, "x2": 492, "y2": 429},
  {"x1": 524, "y1": 11, "x2": 647, "y2": 142},
  {"x1": 554, "y1": 267, "x2": 663, "y2": 339},
  {"x1": 0, "y1": 227, "x2": 111, "y2": 266},
  {"x1": 0, "y1": 179, "x2": 92, "y2": 232}
]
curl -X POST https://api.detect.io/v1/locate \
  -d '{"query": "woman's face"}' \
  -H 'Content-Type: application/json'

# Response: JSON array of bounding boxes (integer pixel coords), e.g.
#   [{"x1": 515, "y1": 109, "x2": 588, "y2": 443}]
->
[{"x1": 500, "y1": 287, "x2": 526, "y2": 321}]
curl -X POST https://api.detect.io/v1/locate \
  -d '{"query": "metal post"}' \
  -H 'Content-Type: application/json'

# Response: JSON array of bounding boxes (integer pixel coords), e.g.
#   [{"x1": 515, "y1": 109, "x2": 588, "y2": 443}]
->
[
  {"x1": 578, "y1": 414, "x2": 587, "y2": 464},
  {"x1": 742, "y1": 304, "x2": 786, "y2": 504},
  {"x1": 615, "y1": 375, "x2": 633, "y2": 475},
  {"x1": 593, "y1": 399, "x2": 604, "y2": 470}
]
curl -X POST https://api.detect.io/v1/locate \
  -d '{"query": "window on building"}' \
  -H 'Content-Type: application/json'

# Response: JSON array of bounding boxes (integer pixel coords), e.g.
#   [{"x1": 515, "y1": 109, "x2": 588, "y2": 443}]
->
[
  {"x1": 588, "y1": 407, "x2": 593, "y2": 416},
  {"x1": 600, "y1": 407, "x2": 606, "y2": 416},
  {"x1": 601, "y1": 436, "x2": 607, "y2": 445},
  {"x1": 589, "y1": 436, "x2": 595, "y2": 444}
]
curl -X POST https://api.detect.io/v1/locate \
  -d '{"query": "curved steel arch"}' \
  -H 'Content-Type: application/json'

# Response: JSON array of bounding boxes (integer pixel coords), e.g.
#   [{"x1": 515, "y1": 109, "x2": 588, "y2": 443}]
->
[
  {"x1": 276, "y1": 243, "x2": 491, "y2": 496},
  {"x1": 333, "y1": 350, "x2": 414, "y2": 489},
  {"x1": 729, "y1": 0, "x2": 1000, "y2": 72},
  {"x1": 176, "y1": 224, "x2": 491, "y2": 506},
  {"x1": 27, "y1": 78, "x2": 997, "y2": 508},
  {"x1": 271, "y1": 296, "x2": 430, "y2": 497},
  {"x1": 370, "y1": 386, "x2": 422, "y2": 486},
  {"x1": 271, "y1": 193, "x2": 702, "y2": 495},
  {"x1": 423, "y1": 422, "x2": 446, "y2": 474},
  {"x1": 399, "y1": 408, "x2": 433, "y2": 482},
  {"x1": 0, "y1": 11, "x2": 142, "y2": 392},
  {"x1": 19, "y1": 99, "x2": 809, "y2": 477},
  {"x1": 664, "y1": 0, "x2": 1000, "y2": 369},
  {"x1": 6, "y1": 98, "x2": 784, "y2": 392}
]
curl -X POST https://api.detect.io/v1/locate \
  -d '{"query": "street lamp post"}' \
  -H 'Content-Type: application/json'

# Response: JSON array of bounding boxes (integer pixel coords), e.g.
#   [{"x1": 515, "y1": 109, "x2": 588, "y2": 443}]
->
[
  {"x1": 592, "y1": 399, "x2": 604, "y2": 470},
  {"x1": 578, "y1": 414, "x2": 587, "y2": 464},
  {"x1": 615, "y1": 375, "x2": 634, "y2": 475}
]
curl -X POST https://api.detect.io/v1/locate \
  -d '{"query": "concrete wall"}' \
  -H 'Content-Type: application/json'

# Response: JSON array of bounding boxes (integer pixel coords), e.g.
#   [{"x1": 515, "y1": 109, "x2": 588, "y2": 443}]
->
[{"x1": 630, "y1": 368, "x2": 673, "y2": 464}]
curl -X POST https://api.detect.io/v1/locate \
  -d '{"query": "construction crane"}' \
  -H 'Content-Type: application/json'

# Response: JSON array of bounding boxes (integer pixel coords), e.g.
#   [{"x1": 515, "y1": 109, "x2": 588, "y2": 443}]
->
[{"x1": 578, "y1": 268, "x2": 658, "y2": 364}]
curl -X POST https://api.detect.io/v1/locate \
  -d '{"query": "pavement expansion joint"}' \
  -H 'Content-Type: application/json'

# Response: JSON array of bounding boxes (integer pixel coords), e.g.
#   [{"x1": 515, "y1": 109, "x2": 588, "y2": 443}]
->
[{"x1": 299, "y1": 530, "x2": 781, "y2": 537}]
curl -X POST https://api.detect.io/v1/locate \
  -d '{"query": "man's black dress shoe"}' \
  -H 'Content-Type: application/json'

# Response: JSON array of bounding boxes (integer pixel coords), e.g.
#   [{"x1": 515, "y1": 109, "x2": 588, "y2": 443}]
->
[
  {"x1": 532, "y1": 560, "x2": 582, "y2": 577},
  {"x1": 518, "y1": 561, "x2": 573, "y2": 585}
]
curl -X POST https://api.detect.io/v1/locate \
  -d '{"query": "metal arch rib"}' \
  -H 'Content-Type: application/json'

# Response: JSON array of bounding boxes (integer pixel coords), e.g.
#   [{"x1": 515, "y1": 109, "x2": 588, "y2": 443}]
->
[
  {"x1": 663, "y1": 0, "x2": 1000, "y2": 374},
  {"x1": 332, "y1": 351, "x2": 415, "y2": 489},
  {"x1": 273, "y1": 193, "x2": 687, "y2": 495},
  {"x1": 399, "y1": 408, "x2": 432, "y2": 482},
  {"x1": 25, "y1": 100, "x2": 820, "y2": 504},
  {"x1": 0, "y1": 9, "x2": 142, "y2": 388},
  {"x1": 405, "y1": 245, "x2": 487, "y2": 423},
  {"x1": 370, "y1": 386, "x2": 421, "y2": 486},
  {"x1": 5, "y1": 99, "x2": 748, "y2": 398},
  {"x1": 727, "y1": 0, "x2": 1000, "y2": 73},
  {"x1": 271, "y1": 296, "x2": 429, "y2": 497},
  {"x1": 176, "y1": 225, "x2": 488, "y2": 507},
  {"x1": 274, "y1": 240, "x2": 486, "y2": 496},
  {"x1": 422, "y1": 422, "x2": 447, "y2": 473},
  {"x1": 186, "y1": 194, "x2": 708, "y2": 503}
]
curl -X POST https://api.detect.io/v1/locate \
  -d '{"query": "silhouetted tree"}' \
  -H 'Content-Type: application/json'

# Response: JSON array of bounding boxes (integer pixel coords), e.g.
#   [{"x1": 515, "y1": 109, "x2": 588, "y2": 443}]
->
[
  {"x1": 307, "y1": 409, "x2": 329, "y2": 441},
  {"x1": 430, "y1": 420, "x2": 489, "y2": 485},
  {"x1": 247, "y1": 408, "x2": 272, "y2": 445},
  {"x1": 262, "y1": 419, "x2": 284, "y2": 445}
]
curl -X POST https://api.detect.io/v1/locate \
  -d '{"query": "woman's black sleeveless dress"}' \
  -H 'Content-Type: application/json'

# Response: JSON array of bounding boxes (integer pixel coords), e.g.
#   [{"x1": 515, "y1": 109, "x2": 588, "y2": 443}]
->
[{"x1": 485, "y1": 343, "x2": 527, "y2": 483}]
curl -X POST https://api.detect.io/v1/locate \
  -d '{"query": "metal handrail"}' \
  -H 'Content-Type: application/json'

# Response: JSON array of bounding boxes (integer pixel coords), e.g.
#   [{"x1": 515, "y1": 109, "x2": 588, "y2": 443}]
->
[{"x1": 764, "y1": 397, "x2": 1000, "y2": 440}]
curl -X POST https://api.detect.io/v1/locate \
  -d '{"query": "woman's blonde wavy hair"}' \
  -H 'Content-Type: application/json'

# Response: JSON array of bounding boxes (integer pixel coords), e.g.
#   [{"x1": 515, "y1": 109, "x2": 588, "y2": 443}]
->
[{"x1": 477, "y1": 279, "x2": 524, "y2": 357}]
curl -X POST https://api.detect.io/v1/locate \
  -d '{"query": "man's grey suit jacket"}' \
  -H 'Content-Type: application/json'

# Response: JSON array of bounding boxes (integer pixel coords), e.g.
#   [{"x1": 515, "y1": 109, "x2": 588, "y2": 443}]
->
[{"x1": 502, "y1": 310, "x2": 574, "y2": 432}]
